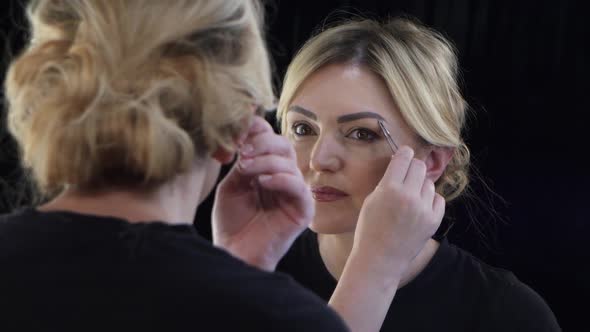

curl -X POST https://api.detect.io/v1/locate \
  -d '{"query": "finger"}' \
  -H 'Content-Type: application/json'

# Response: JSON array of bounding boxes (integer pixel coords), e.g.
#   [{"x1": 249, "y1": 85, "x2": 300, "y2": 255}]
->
[
  {"x1": 421, "y1": 178, "x2": 436, "y2": 203},
  {"x1": 238, "y1": 155, "x2": 299, "y2": 177},
  {"x1": 377, "y1": 146, "x2": 414, "y2": 188},
  {"x1": 404, "y1": 159, "x2": 427, "y2": 193},
  {"x1": 432, "y1": 193, "x2": 446, "y2": 225},
  {"x1": 243, "y1": 115, "x2": 274, "y2": 141},
  {"x1": 240, "y1": 132, "x2": 295, "y2": 159},
  {"x1": 257, "y1": 173, "x2": 314, "y2": 224}
]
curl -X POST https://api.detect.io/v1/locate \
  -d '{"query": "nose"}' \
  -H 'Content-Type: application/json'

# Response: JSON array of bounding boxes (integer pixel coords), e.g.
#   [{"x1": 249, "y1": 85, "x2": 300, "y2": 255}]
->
[{"x1": 309, "y1": 134, "x2": 343, "y2": 173}]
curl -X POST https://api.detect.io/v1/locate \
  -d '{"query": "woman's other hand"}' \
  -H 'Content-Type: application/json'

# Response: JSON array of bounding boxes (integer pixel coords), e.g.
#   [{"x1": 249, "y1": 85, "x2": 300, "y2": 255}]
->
[{"x1": 212, "y1": 116, "x2": 314, "y2": 271}]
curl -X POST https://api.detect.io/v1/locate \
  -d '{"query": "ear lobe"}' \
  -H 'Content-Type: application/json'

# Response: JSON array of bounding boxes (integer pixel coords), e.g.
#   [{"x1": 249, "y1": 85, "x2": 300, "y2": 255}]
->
[
  {"x1": 211, "y1": 111, "x2": 256, "y2": 165},
  {"x1": 211, "y1": 147, "x2": 236, "y2": 165},
  {"x1": 425, "y1": 146, "x2": 455, "y2": 182}
]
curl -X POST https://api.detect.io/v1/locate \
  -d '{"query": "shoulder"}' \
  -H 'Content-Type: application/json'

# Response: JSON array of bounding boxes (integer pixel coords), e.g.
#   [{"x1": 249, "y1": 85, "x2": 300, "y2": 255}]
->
[
  {"x1": 209, "y1": 233, "x2": 347, "y2": 330},
  {"x1": 172, "y1": 247, "x2": 348, "y2": 331},
  {"x1": 277, "y1": 229, "x2": 317, "y2": 269},
  {"x1": 286, "y1": 228, "x2": 318, "y2": 255},
  {"x1": 446, "y1": 243, "x2": 560, "y2": 331},
  {"x1": 231, "y1": 272, "x2": 347, "y2": 330},
  {"x1": 276, "y1": 229, "x2": 323, "y2": 284},
  {"x1": 0, "y1": 206, "x2": 76, "y2": 234},
  {"x1": 494, "y1": 277, "x2": 561, "y2": 331},
  {"x1": 0, "y1": 207, "x2": 40, "y2": 251},
  {"x1": 0, "y1": 207, "x2": 31, "y2": 227}
]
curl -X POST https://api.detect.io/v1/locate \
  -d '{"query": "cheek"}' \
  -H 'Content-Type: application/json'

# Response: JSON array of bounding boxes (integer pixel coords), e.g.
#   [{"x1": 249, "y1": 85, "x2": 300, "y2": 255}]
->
[
  {"x1": 348, "y1": 155, "x2": 390, "y2": 204},
  {"x1": 310, "y1": 155, "x2": 390, "y2": 234}
]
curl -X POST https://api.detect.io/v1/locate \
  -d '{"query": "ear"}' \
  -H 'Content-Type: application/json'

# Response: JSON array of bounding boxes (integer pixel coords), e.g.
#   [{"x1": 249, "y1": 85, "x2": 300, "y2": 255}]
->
[
  {"x1": 211, "y1": 146, "x2": 236, "y2": 165},
  {"x1": 425, "y1": 146, "x2": 455, "y2": 182},
  {"x1": 211, "y1": 107, "x2": 258, "y2": 165}
]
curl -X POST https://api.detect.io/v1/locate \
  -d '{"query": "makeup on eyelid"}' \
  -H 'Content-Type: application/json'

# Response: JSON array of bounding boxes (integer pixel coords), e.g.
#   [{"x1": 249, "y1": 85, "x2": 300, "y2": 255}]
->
[
  {"x1": 288, "y1": 117, "x2": 395, "y2": 156},
  {"x1": 290, "y1": 120, "x2": 381, "y2": 139},
  {"x1": 287, "y1": 127, "x2": 391, "y2": 167}
]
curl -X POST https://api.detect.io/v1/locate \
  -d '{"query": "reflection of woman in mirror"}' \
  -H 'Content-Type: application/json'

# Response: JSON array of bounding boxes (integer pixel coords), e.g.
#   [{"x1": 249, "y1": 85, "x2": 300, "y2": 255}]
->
[{"x1": 276, "y1": 17, "x2": 560, "y2": 331}]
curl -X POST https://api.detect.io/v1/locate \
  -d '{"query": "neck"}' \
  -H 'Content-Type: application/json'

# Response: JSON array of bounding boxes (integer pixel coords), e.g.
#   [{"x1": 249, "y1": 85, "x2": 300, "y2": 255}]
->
[
  {"x1": 38, "y1": 164, "x2": 209, "y2": 225},
  {"x1": 318, "y1": 231, "x2": 439, "y2": 287}
]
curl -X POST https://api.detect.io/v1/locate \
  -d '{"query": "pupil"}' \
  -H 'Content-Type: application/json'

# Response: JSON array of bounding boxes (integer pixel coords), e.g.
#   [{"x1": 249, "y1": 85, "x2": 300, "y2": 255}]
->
[{"x1": 297, "y1": 125, "x2": 307, "y2": 135}]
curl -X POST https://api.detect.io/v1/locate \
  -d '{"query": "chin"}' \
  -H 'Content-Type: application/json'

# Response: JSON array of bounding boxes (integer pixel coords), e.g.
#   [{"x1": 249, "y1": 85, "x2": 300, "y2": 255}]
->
[{"x1": 308, "y1": 210, "x2": 357, "y2": 235}]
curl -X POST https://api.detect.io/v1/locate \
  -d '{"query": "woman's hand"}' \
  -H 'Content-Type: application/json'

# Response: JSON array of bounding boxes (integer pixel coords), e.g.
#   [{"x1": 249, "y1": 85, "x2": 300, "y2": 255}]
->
[
  {"x1": 328, "y1": 146, "x2": 445, "y2": 332},
  {"x1": 352, "y1": 145, "x2": 445, "y2": 279},
  {"x1": 212, "y1": 116, "x2": 314, "y2": 271}
]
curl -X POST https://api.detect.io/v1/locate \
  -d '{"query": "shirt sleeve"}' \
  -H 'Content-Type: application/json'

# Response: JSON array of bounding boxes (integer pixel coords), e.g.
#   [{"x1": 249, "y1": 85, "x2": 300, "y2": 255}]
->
[{"x1": 494, "y1": 278, "x2": 561, "y2": 331}]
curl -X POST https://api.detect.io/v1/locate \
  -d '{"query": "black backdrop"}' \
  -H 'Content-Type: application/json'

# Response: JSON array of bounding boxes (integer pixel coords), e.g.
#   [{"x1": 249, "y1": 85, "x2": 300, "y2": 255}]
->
[{"x1": 1, "y1": 0, "x2": 588, "y2": 330}]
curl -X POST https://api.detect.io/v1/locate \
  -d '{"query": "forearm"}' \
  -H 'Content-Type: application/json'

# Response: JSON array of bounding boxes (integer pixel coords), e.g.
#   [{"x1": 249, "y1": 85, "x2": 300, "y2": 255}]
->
[{"x1": 328, "y1": 250, "x2": 403, "y2": 332}]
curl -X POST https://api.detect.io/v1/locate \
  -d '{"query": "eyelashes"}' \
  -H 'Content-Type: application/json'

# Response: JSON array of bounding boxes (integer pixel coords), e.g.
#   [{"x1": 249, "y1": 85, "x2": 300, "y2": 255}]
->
[
  {"x1": 346, "y1": 127, "x2": 378, "y2": 142},
  {"x1": 291, "y1": 122, "x2": 316, "y2": 137},
  {"x1": 290, "y1": 121, "x2": 380, "y2": 143}
]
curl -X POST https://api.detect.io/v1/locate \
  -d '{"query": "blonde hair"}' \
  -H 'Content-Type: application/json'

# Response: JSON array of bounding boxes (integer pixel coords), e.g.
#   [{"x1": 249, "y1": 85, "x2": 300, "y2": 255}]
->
[
  {"x1": 4, "y1": 0, "x2": 274, "y2": 196},
  {"x1": 277, "y1": 17, "x2": 470, "y2": 201}
]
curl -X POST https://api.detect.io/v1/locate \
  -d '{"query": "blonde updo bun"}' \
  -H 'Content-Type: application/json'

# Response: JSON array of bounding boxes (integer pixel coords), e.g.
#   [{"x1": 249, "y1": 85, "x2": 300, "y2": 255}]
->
[{"x1": 5, "y1": 0, "x2": 274, "y2": 194}]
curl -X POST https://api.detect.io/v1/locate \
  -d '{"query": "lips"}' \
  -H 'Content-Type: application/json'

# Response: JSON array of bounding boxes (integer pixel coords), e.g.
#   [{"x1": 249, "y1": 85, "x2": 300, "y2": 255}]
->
[{"x1": 310, "y1": 186, "x2": 349, "y2": 202}]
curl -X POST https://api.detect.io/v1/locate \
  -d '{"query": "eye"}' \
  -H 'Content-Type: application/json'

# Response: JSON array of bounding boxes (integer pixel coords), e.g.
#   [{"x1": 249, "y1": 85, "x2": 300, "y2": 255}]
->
[
  {"x1": 291, "y1": 122, "x2": 316, "y2": 137},
  {"x1": 346, "y1": 128, "x2": 378, "y2": 142}
]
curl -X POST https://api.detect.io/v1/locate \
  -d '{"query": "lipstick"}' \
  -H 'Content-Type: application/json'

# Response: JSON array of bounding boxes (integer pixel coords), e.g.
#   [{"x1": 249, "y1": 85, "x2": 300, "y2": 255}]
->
[{"x1": 311, "y1": 186, "x2": 349, "y2": 202}]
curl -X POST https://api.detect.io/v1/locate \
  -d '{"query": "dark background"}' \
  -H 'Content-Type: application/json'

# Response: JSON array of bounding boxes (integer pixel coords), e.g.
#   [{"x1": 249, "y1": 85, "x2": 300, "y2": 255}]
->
[{"x1": 1, "y1": 0, "x2": 588, "y2": 330}]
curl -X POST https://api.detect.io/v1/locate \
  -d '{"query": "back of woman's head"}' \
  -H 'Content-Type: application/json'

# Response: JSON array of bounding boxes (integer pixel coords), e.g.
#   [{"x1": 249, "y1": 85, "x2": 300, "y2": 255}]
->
[
  {"x1": 4, "y1": 0, "x2": 274, "y2": 196},
  {"x1": 278, "y1": 17, "x2": 469, "y2": 201}
]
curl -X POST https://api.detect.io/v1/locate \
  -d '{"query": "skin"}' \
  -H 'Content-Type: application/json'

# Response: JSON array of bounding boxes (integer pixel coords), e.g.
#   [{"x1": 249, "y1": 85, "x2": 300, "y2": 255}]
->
[
  {"x1": 284, "y1": 63, "x2": 453, "y2": 331},
  {"x1": 286, "y1": 64, "x2": 427, "y2": 235}
]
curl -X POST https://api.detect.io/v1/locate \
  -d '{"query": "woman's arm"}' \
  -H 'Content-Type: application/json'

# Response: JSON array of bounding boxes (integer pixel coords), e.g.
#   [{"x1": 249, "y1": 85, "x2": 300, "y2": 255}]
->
[
  {"x1": 329, "y1": 249, "x2": 402, "y2": 331},
  {"x1": 213, "y1": 116, "x2": 314, "y2": 271},
  {"x1": 328, "y1": 147, "x2": 445, "y2": 331}
]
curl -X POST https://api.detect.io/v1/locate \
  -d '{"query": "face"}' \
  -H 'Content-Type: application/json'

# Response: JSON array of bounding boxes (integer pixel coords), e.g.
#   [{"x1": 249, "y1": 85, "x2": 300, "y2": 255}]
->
[{"x1": 285, "y1": 64, "x2": 426, "y2": 234}]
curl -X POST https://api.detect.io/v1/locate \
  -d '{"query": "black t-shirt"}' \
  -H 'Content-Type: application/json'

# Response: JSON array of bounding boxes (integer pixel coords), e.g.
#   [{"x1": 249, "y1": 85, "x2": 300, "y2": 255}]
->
[
  {"x1": 0, "y1": 208, "x2": 349, "y2": 332},
  {"x1": 277, "y1": 230, "x2": 561, "y2": 332}
]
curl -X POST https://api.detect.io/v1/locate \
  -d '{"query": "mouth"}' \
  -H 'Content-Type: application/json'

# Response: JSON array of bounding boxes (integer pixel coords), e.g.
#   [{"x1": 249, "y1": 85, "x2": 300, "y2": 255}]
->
[{"x1": 310, "y1": 186, "x2": 349, "y2": 202}]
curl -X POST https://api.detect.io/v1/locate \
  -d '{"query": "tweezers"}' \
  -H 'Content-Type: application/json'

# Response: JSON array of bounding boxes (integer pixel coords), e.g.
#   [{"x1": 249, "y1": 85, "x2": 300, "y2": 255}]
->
[{"x1": 378, "y1": 120, "x2": 399, "y2": 154}]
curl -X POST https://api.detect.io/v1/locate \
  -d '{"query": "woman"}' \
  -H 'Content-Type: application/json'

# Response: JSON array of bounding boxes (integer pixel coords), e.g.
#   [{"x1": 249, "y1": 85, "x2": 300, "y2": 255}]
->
[
  {"x1": 0, "y1": 1, "x2": 353, "y2": 330},
  {"x1": 276, "y1": 17, "x2": 561, "y2": 331}
]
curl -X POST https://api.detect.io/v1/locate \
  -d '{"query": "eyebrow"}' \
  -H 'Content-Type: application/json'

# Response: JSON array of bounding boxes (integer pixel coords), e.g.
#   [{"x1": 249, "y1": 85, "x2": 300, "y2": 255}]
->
[
  {"x1": 287, "y1": 105, "x2": 317, "y2": 120},
  {"x1": 337, "y1": 112, "x2": 385, "y2": 123},
  {"x1": 288, "y1": 105, "x2": 386, "y2": 123}
]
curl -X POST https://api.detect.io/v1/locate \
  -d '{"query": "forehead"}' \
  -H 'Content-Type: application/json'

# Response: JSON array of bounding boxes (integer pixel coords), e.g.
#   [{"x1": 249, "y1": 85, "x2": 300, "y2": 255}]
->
[{"x1": 289, "y1": 63, "x2": 399, "y2": 121}]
